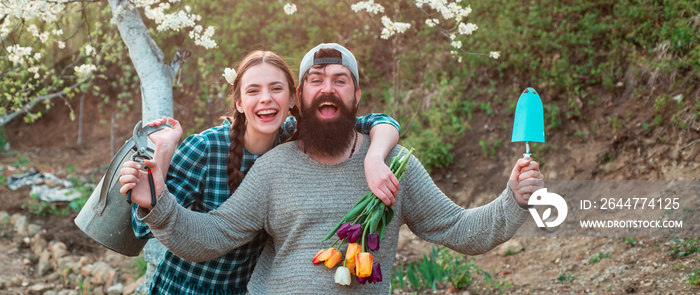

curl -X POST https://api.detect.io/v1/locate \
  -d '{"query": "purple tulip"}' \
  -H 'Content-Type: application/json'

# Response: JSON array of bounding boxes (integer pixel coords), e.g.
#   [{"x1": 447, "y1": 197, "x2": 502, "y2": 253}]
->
[
  {"x1": 347, "y1": 224, "x2": 363, "y2": 243},
  {"x1": 336, "y1": 222, "x2": 352, "y2": 239},
  {"x1": 356, "y1": 275, "x2": 368, "y2": 285},
  {"x1": 369, "y1": 262, "x2": 382, "y2": 283},
  {"x1": 367, "y1": 233, "x2": 380, "y2": 251}
]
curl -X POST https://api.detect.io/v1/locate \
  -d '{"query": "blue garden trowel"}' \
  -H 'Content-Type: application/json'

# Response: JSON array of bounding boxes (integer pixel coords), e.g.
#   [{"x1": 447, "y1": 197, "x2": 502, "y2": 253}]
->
[{"x1": 511, "y1": 87, "x2": 545, "y2": 158}]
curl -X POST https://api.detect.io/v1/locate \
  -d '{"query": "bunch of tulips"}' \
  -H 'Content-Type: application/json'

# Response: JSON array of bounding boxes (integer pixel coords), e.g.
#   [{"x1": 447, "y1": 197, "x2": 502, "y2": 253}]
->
[{"x1": 312, "y1": 148, "x2": 414, "y2": 286}]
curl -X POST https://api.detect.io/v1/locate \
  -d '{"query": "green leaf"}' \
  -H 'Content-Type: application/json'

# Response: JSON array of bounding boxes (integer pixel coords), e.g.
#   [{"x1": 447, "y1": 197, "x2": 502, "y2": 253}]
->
[
  {"x1": 406, "y1": 262, "x2": 419, "y2": 288},
  {"x1": 368, "y1": 203, "x2": 384, "y2": 234}
]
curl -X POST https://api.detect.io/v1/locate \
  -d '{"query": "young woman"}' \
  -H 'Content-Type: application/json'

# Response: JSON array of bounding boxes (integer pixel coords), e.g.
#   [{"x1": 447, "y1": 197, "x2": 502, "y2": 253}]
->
[{"x1": 120, "y1": 50, "x2": 401, "y2": 294}]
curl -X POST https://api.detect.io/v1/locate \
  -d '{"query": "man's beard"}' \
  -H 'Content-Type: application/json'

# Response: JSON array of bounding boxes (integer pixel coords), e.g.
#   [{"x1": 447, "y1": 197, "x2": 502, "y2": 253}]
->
[{"x1": 297, "y1": 94, "x2": 357, "y2": 158}]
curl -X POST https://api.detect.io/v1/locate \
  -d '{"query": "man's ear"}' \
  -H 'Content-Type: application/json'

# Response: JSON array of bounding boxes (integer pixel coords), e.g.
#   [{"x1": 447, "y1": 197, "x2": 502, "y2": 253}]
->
[
  {"x1": 354, "y1": 88, "x2": 362, "y2": 109},
  {"x1": 289, "y1": 92, "x2": 297, "y2": 109}
]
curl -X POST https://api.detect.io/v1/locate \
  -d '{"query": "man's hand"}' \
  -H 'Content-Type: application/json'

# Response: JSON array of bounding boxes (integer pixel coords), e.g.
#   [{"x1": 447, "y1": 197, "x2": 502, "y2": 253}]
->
[
  {"x1": 508, "y1": 158, "x2": 544, "y2": 206},
  {"x1": 119, "y1": 159, "x2": 166, "y2": 210},
  {"x1": 364, "y1": 154, "x2": 400, "y2": 206}
]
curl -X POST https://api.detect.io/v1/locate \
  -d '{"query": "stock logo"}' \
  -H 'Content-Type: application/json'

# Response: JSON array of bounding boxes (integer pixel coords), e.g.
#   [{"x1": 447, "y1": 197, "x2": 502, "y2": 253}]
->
[{"x1": 528, "y1": 188, "x2": 567, "y2": 228}]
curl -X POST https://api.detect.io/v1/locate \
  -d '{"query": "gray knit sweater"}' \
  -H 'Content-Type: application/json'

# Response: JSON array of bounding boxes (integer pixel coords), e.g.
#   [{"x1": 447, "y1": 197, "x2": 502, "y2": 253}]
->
[{"x1": 140, "y1": 135, "x2": 530, "y2": 294}]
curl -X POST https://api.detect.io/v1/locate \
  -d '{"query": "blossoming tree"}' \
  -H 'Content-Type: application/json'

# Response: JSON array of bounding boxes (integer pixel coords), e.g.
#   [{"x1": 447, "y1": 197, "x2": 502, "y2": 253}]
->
[{"x1": 1, "y1": 0, "x2": 495, "y2": 128}]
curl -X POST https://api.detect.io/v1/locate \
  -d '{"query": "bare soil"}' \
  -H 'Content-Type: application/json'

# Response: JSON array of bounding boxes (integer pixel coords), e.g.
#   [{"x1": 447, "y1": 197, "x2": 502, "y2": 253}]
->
[{"x1": 1, "y1": 88, "x2": 699, "y2": 294}]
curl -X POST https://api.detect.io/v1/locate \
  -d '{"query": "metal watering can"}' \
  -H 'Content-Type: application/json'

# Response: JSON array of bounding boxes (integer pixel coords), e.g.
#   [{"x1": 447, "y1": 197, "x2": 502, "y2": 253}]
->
[{"x1": 74, "y1": 121, "x2": 171, "y2": 256}]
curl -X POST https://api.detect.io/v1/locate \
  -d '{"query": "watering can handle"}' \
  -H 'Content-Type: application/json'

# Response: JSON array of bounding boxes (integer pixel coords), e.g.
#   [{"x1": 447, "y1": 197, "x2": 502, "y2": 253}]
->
[{"x1": 95, "y1": 137, "x2": 136, "y2": 215}]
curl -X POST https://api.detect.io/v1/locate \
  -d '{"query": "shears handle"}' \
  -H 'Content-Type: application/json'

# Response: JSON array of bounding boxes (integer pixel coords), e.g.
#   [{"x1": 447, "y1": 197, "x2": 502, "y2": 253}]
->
[{"x1": 125, "y1": 163, "x2": 157, "y2": 207}]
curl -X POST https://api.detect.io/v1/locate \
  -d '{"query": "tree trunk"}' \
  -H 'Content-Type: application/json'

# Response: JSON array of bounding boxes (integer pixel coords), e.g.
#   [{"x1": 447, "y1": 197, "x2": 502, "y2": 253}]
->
[{"x1": 107, "y1": 0, "x2": 174, "y2": 122}]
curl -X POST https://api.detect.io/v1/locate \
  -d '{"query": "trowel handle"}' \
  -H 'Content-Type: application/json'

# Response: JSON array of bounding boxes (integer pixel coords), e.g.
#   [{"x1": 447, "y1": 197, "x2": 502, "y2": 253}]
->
[
  {"x1": 126, "y1": 189, "x2": 133, "y2": 205},
  {"x1": 523, "y1": 142, "x2": 532, "y2": 159},
  {"x1": 522, "y1": 141, "x2": 532, "y2": 200}
]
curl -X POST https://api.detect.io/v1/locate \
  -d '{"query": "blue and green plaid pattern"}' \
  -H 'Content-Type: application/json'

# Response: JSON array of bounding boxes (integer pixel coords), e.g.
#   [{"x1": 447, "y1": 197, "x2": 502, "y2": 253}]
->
[{"x1": 131, "y1": 113, "x2": 399, "y2": 294}]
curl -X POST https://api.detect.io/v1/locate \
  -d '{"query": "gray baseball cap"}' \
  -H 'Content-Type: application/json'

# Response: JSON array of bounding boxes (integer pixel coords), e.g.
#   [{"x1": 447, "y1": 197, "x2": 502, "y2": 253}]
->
[{"x1": 298, "y1": 43, "x2": 359, "y2": 87}]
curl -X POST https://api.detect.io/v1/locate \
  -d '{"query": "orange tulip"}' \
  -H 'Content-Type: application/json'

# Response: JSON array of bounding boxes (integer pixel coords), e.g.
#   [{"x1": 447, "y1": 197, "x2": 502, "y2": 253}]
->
[
  {"x1": 312, "y1": 249, "x2": 325, "y2": 264},
  {"x1": 356, "y1": 252, "x2": 373, "y2": 277},
  {"x1": 345, "y1": 243, "x2": 361, "y2": 262},
  {"x1": 325, "y1": 248, "x2": 343, "y2": 268},
  {"x1": 345, "y1": 260, "x2": 357, "y2": 276}
]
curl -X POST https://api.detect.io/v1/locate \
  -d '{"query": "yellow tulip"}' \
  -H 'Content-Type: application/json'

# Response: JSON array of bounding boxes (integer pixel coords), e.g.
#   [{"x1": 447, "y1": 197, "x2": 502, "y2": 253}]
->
[
  {"x1": 345, "y1": 243, "x2": 361, "y2": 262},
  {"x1": 356, "y1": 252, "x2": 373, "y2": 277}
]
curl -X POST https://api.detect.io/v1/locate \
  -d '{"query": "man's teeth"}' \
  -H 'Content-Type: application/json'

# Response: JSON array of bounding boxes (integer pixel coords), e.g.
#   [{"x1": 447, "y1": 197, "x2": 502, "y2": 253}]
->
[
  {"x1": 319, "y1": 102, "x2": 337, "y2": 107},
  {"x1": 256, "y1": 109, "x2": 278, "y2": 115}
]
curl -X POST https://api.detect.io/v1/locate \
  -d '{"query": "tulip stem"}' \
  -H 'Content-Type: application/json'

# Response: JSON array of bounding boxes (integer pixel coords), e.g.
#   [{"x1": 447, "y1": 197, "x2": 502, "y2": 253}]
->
[
  {"x1": 361, "y1": 223, "x2": 370, "y2": 252},
  {"x1": 329, "y1": 237, "x2": 341, "y2": 249}
]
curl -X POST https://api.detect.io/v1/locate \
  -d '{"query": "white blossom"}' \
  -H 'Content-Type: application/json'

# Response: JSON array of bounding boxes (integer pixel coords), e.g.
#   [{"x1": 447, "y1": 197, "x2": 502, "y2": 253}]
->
[
  {"x1": 223, "y1": 67, "x2": 237, "y2": 85},
  {"x1": 351, "y1": 0, "x2": 384, "y2": 14},
  {"x1": 450, "y1": 40, "x2": 462, "y2": 49},
  {"x1": 1, "y1": 23, "x2": 11, "y2": 39},
  {"x1": 52, "y1": 29, "x2": 64, "y2": 36},
  {"x1": 38, "y1": 32, "x2": 50, "y2": 43},
  {"x1": 57, "y1": 41, "x2": 66, "y2": 49},
  {"x1": 489, "y1": 51, "x2": 500, "y2": 59},
  {"x1": 189, "y1": 25, "x2": 217, "y2": 49},
  {"x1": 85, "y1": 44, "x2": 95, "y2": 56},
  {"x1": 380, "y1": 16, "x2": 411, "y2": 39},
  {"x1": 74, "y1": 64, "x2": 97, "y2": 77},
  {"x1": 131, "y1": 0, "x2": 161, "y2": 8},
  {"x1": 283, "y1": 3, "x2": 297, "y2": 15},
  {"x1": 673, "y1": 94, "x2": 683, "y2": 103},
  {"x1": 425, "y1": 18, "x2": 439, "y2": 27},
  {"x1": 28, "y1": 24, "x2": 40, "y2": 36},
  {"x1": 458, "y1": 22, "x2": 477, "y2": 35},
  {"x1": 27, "y1": 66, "x2": 40, "y2": 78},
  {"x1": 3, "y1": 0, "x2": 65, "y2": 23},
  {"x1": 7, "y1": 44, "x2": 33, "y2": 65}
]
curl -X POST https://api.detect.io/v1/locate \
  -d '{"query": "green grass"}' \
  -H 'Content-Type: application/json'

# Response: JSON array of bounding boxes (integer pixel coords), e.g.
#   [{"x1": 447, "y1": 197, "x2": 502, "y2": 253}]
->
[
  {"x1": 557, "y1": 273, "x2": 574, "y2": 282},
  {"x1": 669, "y1": 238, "x2": 700, "y2": 258},
  {"x1": 688, "y1": 268, "x2": 700, "y2": 286},
  {"x1": 392, "y1": 246, "x2": 505, "y2": 293},
  {"x1": 588, "y1": 252, "x2": 612, "y2": 264}
]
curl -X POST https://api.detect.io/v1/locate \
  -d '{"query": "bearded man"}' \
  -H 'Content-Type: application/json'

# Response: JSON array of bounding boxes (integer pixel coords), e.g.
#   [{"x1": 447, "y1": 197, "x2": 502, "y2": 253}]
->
[{"x1": 123, "y1": 43, "x2": 544, "y2": 294}]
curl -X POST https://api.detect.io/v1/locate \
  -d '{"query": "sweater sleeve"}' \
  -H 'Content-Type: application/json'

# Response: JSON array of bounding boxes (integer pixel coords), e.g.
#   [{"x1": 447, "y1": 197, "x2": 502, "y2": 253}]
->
[
  {"x1": 137, "y1": 163, "x2": 269, "y2": 262},
  {"x1": 130, "y1": 133, "x2": 208, "y2": 239},
  {"x1": 400, "y1": 155, "x2": 530, "y2": 255}
]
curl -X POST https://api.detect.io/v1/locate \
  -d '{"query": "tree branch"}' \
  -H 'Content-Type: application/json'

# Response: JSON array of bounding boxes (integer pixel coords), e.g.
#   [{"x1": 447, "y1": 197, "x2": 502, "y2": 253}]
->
[
  {"x1": 169, "y1": 47, "x2": 191, "y2": 78},
  {"x1": 0, "y1": 80, "x2": 87, "y2": 127}
]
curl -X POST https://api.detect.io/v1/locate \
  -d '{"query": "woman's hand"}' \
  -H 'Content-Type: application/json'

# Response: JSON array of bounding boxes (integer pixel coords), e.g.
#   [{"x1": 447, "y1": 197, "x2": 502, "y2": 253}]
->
[
  {"x1": 508, "y1": 158, "x2": 544, "y2": 206},
  {"x1": 364, "y1": 154, "x2": 400, "y2": 206},
  {"x1": 119, "y1": 159, "x2": 165, "y2": 210},
  {"x1": 147, "y1": 117, "x2": 182, "y2": 179},
  {"x1": 147, "y1": 117, "x2": 183, "y2": 151}
]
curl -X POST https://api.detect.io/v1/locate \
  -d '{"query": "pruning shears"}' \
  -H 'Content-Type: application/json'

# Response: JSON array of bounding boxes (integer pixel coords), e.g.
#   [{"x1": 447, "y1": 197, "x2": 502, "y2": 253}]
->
[{"x1": 126, "y1": 120, "x2": 173, "y2": 207}]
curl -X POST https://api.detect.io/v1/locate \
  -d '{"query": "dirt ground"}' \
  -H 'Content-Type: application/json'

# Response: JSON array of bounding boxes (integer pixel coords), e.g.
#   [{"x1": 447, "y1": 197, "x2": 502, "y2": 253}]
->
[{"x1": 1, "y1": 88, "x2": 699, "y2": 294}]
